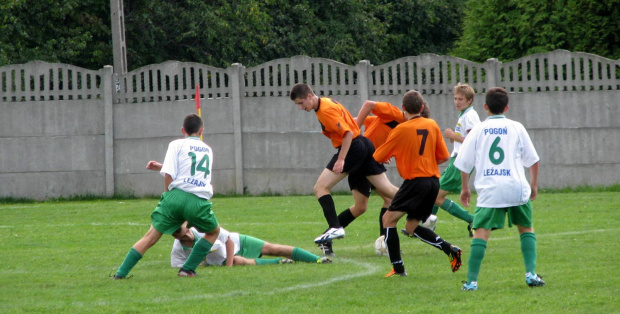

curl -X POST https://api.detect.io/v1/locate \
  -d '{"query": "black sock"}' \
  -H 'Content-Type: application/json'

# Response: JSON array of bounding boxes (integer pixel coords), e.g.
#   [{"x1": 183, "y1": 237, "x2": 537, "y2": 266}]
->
[
  {"x1": 385, "y1": 227, "x2": 405, "y2": 273},
  {"x1": 338, "y1": 208, "x2": 356, "y2": 229},
  {"x1": 413, "y1": 226, "x2": 452, "y2": 255},
  {"x1": 318, "y1": 194, "x2": 341, "y2": 228},
  {"x1": 379, "y1": 207, "x2": 388, "y2": 236}
]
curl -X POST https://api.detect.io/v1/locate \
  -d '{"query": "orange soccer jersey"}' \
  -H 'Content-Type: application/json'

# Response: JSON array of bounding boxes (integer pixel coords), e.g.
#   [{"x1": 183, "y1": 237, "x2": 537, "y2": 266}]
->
[
  {"x1": 373, "y1": 116, "x2": 449, "y2": 180},
  {"x1": 315, "y1": 97, "x2": 360, "y2": 148},
  {"x1": 362, "y1": 102, "x2": 404, "y2": 149}
]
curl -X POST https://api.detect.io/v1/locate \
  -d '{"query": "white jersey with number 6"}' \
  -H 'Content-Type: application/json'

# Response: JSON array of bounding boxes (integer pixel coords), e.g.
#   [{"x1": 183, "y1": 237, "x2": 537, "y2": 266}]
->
[
  {"x1": 160, "y1": 136, "x2": 214, "y2": 199},
  {"x1": 454, "y1": 115, "x2": 539, "y2": 207}
]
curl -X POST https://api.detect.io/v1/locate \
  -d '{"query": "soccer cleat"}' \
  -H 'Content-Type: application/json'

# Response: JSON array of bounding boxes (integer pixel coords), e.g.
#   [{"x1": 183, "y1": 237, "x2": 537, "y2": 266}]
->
[
  {"x1": 318, "y1": 240, "x2": 335, "y2": 256},
  {"x1": 314, "y1": 227, "x2": 345, "y2": 244},
  {"x1": 279, "y1": 258, "x2": 294, "y2": 264},
  {"x1": 111, "y1": 274, "x2": 131, "y2": 280},
  {"x1": 467, "y1": 222, "x2": 474, "y2": 238},
  {"x1": 317, "y1": 257, "x2": 333, "y2": 264},
  {"x1": 449, "y1": 245, "x2": 463, "y2": 272},
  {"x1": 177, "y1": 268, "x2": 197, "y2": 277},
  {"x1": 421, "y1": 214, "x2": 438, "y2": 231},
  {"x1": 400, "y1": 228, "x2": 415, "y2": 238},
  {"x1": 384, "y1": 269, "x2": 408, "y2": 277},
  {"x1": 461, "y1": 281, "x2": 478, "y2": 291},
  {"x1": 525, "y1": 273, "x2": 546, "y2": 287}
]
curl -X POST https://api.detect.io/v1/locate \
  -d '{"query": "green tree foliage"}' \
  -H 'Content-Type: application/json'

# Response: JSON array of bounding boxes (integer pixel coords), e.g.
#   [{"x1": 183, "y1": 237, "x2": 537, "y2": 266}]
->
[
  {"x1": 380, "y1": 0, "x2": 465, "y2": 61},
  {"x1": 0, "y1": 0, "x2": 112, "y2": 69},
  {"x1": 0, "y1": 0, "x2": 464, "y2": 70},
  {"x1": 451, "y1": 0, "x2": 620, "y2": 62}
]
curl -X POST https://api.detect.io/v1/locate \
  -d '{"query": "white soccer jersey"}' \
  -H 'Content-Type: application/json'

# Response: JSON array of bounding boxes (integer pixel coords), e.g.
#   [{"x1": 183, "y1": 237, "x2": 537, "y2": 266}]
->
[
  {"x1": 452, "y1": 106, "x2": 481, "y2": 157},
  {"x1": 170, "y1": 227, "x2": 241, "y2": 267},
  {"x1": 160, "y1": 136, "x2": 214, "y2": 199},
  {"x1": 453, "y1": 115, "x2": 539, "y2": 207}
]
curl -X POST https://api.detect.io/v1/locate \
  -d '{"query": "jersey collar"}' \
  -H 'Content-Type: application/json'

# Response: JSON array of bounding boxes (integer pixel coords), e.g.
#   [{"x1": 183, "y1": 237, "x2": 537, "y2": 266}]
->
[
  {"x1": 458, "y1": 106, "x2": 473, "y2": 117},
  {"x1": 486, "y1": 114, "x2": 506, "y2": 120},
  {"x1": 315, "y1": 97, "x2": 322, "y2": 112}
]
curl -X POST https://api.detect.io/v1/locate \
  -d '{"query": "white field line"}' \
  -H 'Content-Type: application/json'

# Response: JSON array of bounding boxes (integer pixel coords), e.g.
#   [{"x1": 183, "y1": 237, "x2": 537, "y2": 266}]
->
[{"x1": 70, "y1": 258, "x2": 380, "y2": 308}]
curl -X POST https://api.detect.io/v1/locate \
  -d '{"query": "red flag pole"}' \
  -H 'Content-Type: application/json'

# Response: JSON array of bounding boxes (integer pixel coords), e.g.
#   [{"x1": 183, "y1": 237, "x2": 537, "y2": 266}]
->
[{"x1": 195, "y1": 84, "x2": 202, "y2": 141}]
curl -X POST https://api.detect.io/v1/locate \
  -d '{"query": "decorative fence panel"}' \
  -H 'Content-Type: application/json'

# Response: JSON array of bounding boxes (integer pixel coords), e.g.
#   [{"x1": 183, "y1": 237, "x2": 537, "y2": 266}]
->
[
  {"x1": 115, "y1": 61, "x2": 230, "y2": 103},
  {"x1": 1, "y1": 50, "x2": 619, "y2": 199},
  {"x1": 497, "y1": 51, "x2": 620, "y2": 92},
  {"x1": 0, "y1": 61, "x2": 103, "y2": 102}
]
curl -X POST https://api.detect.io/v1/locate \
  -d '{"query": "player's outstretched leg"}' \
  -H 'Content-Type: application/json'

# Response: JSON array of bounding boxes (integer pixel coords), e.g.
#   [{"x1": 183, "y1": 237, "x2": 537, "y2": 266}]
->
[{"x1": 401, "y1": 225, "x2": 462, "y2": 272}]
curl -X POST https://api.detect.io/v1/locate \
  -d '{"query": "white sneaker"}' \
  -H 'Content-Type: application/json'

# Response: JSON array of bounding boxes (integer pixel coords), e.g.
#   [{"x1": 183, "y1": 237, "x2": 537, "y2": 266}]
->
[
  {"x1": 421, "y1": 214, "x2": 438, "y2": 231},
  {"x1": 314, "y1": 227, "x2": 345, "y2": 243}
]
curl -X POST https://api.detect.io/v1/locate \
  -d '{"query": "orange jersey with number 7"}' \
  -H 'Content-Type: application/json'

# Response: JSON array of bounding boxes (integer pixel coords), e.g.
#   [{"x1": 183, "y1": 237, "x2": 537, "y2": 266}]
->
[{"x1": 373, "y1": 116, "x2": 449, "y2": 180}]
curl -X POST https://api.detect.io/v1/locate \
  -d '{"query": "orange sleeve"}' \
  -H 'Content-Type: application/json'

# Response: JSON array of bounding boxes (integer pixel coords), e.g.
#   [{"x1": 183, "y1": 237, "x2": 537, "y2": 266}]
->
[
  {"x1": 364, "y1": 102, "x2": 404, "y2": 149},
  {"x1": 372, "y1": 102, "x2": 404, "y2": 123}
]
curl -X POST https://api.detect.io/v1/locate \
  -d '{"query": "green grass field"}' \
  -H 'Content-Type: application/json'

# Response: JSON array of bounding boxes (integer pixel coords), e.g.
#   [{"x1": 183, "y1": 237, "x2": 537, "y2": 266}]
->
[{"x1": 1, "y1": 192, "x2": 619, "y2": 313}]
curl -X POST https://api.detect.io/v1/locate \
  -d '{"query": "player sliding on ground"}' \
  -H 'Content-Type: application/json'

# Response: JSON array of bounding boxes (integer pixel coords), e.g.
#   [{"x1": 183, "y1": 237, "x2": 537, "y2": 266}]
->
[{"x1": 171, "y1": 222, "x2": 331, "y2": 267}]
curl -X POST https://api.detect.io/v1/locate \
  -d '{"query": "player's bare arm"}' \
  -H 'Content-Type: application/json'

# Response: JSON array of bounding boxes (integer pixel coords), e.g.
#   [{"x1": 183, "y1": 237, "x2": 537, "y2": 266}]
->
[
  {"x1": 333, "y1": 131, "x2": 353, "y2": 174},
  {"x1": 529, "y1": 162, "x2": 539, "y2": 200},
  {"x1": 460, "y1": 172, "x2": 471, "y2": 207},
  {"x1": 444, "y1": 128, "x2": 465, "y2": 143},
  {"x1": 224, "y1": 237, "x2": 235, "y2": 267},
  {"x1": 163, "y1": 173, "x2": 173, "y2": 192},
  {"x1": 355, "y1": 100, "x2": 377, "y2": 127},
  {"x1": 146, "y1": 160, "x2": 163, "y2": 171}
]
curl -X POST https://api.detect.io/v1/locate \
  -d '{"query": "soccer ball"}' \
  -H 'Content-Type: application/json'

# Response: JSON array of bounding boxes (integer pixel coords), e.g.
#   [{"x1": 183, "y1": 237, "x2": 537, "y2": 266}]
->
[{"x1": 374, "y1": 235, "x2": 389, "y2": 256}]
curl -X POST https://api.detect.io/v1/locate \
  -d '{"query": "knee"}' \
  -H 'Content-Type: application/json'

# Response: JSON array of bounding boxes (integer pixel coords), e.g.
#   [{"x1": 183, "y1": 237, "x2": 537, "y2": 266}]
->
[
  {"x1": 313, "y1": 184, "x2": 328, "y2": 197},
  {"x1": 350, "y1": 205, "x2": 367, "y2": 216}
]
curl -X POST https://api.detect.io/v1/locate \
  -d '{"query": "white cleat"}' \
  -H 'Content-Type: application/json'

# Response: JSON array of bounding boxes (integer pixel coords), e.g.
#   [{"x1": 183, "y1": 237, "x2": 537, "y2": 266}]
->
[{"x1": 314, "y1": 227, "x2": 345, "y2": 243}]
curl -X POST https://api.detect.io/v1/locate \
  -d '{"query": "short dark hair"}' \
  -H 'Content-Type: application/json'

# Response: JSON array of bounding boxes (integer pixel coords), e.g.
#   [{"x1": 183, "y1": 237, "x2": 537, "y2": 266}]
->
[
  {"x1": 183, "y1": 113, "x2": 203, "y2": 134},
  {"x1": 485, "y1": 87, "x2": 509, "y2": 114},
  {"x1": 289, "y1": 83, "x2": 314, "y2": 101},
  {"x1": 421, "y1": 102, "x2": 430, "y2": 118},
  {"x1": 402, "y1": 90, "x2": 426, "y2": 114}
]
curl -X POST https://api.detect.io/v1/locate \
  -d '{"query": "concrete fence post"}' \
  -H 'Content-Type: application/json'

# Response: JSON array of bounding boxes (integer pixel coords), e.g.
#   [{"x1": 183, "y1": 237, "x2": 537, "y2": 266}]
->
[
  {"x1": 356, "y1": 60, "x2": 371, "y2": 104},
  {"x1": 102, "y1": 65, "x2": 115, "y2": 196},
  {"x1": 229, "y1": 63, "x2": 245, "y2": 195},
  {"x1": 485, "y1": 58, "x2": 499, "y2": 90}
]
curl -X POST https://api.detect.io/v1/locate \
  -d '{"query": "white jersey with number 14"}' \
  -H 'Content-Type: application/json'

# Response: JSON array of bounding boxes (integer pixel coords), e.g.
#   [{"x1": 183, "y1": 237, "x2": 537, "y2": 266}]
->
[
  {"x1": 160, "y1": 136, "x2": 214, "y2": 200},
  {"x1": 454, "y1": 115, "x2": 539, "y2": 207}
]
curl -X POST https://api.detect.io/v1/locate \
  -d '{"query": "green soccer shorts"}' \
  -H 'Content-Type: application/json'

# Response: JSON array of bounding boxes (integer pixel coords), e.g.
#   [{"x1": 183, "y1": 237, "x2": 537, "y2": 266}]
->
[
  {"x1": 151, "y1": 188, "x2": 218, "y2": 235},
  {"x1": 438, "y1": 157, "x2": 462, "y2": 193},
  {"x1": 472, "y1": 201, "x2": 533, "y2": 230},
  {"x1": 236, "y1": 235, "x2": 266, "y2": 259}
]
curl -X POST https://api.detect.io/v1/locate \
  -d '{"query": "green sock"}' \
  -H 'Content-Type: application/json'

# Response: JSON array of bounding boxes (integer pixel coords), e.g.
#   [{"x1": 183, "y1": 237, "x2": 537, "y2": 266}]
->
[
  {"x1": 181, "y1": 237, "x2": 213, "y2": 271},
  {"x1": 116, "y1": 247, "x2": 142, "y2": 278},
  {"x1": 432, "y1": 205, "x2": 439, "y2": 215},
  {"x1": 467, "y1": 238, "x2": 487, "y2": 283},
  {"x1": 291, "y1": 247, "x2": 320, "y2": 263},
  {"x1": 441, "y1": 199, "x2": 474, "y2": 223},
  {"x1": 255, "y1": 258, "x2": 282, "y2": 265},
  {"x1": 520, "y1": 232, "x2": 537, "y2": 274}
]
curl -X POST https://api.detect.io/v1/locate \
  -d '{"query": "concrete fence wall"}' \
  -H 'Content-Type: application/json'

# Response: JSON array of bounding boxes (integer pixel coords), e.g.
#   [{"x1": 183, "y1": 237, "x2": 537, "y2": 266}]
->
[{"x1": 1, "y1": 50, "x2": 618, "y2": 200}]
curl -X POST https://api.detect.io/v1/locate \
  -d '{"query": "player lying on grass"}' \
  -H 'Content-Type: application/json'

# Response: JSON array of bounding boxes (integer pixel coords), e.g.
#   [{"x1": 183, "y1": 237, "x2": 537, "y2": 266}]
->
[
  {"x1": 172, "y1": 222, "x2": 332, "y2": 267},
  {"x1": 113, "y1": 114, "x2": 222, "y2": 279}
]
